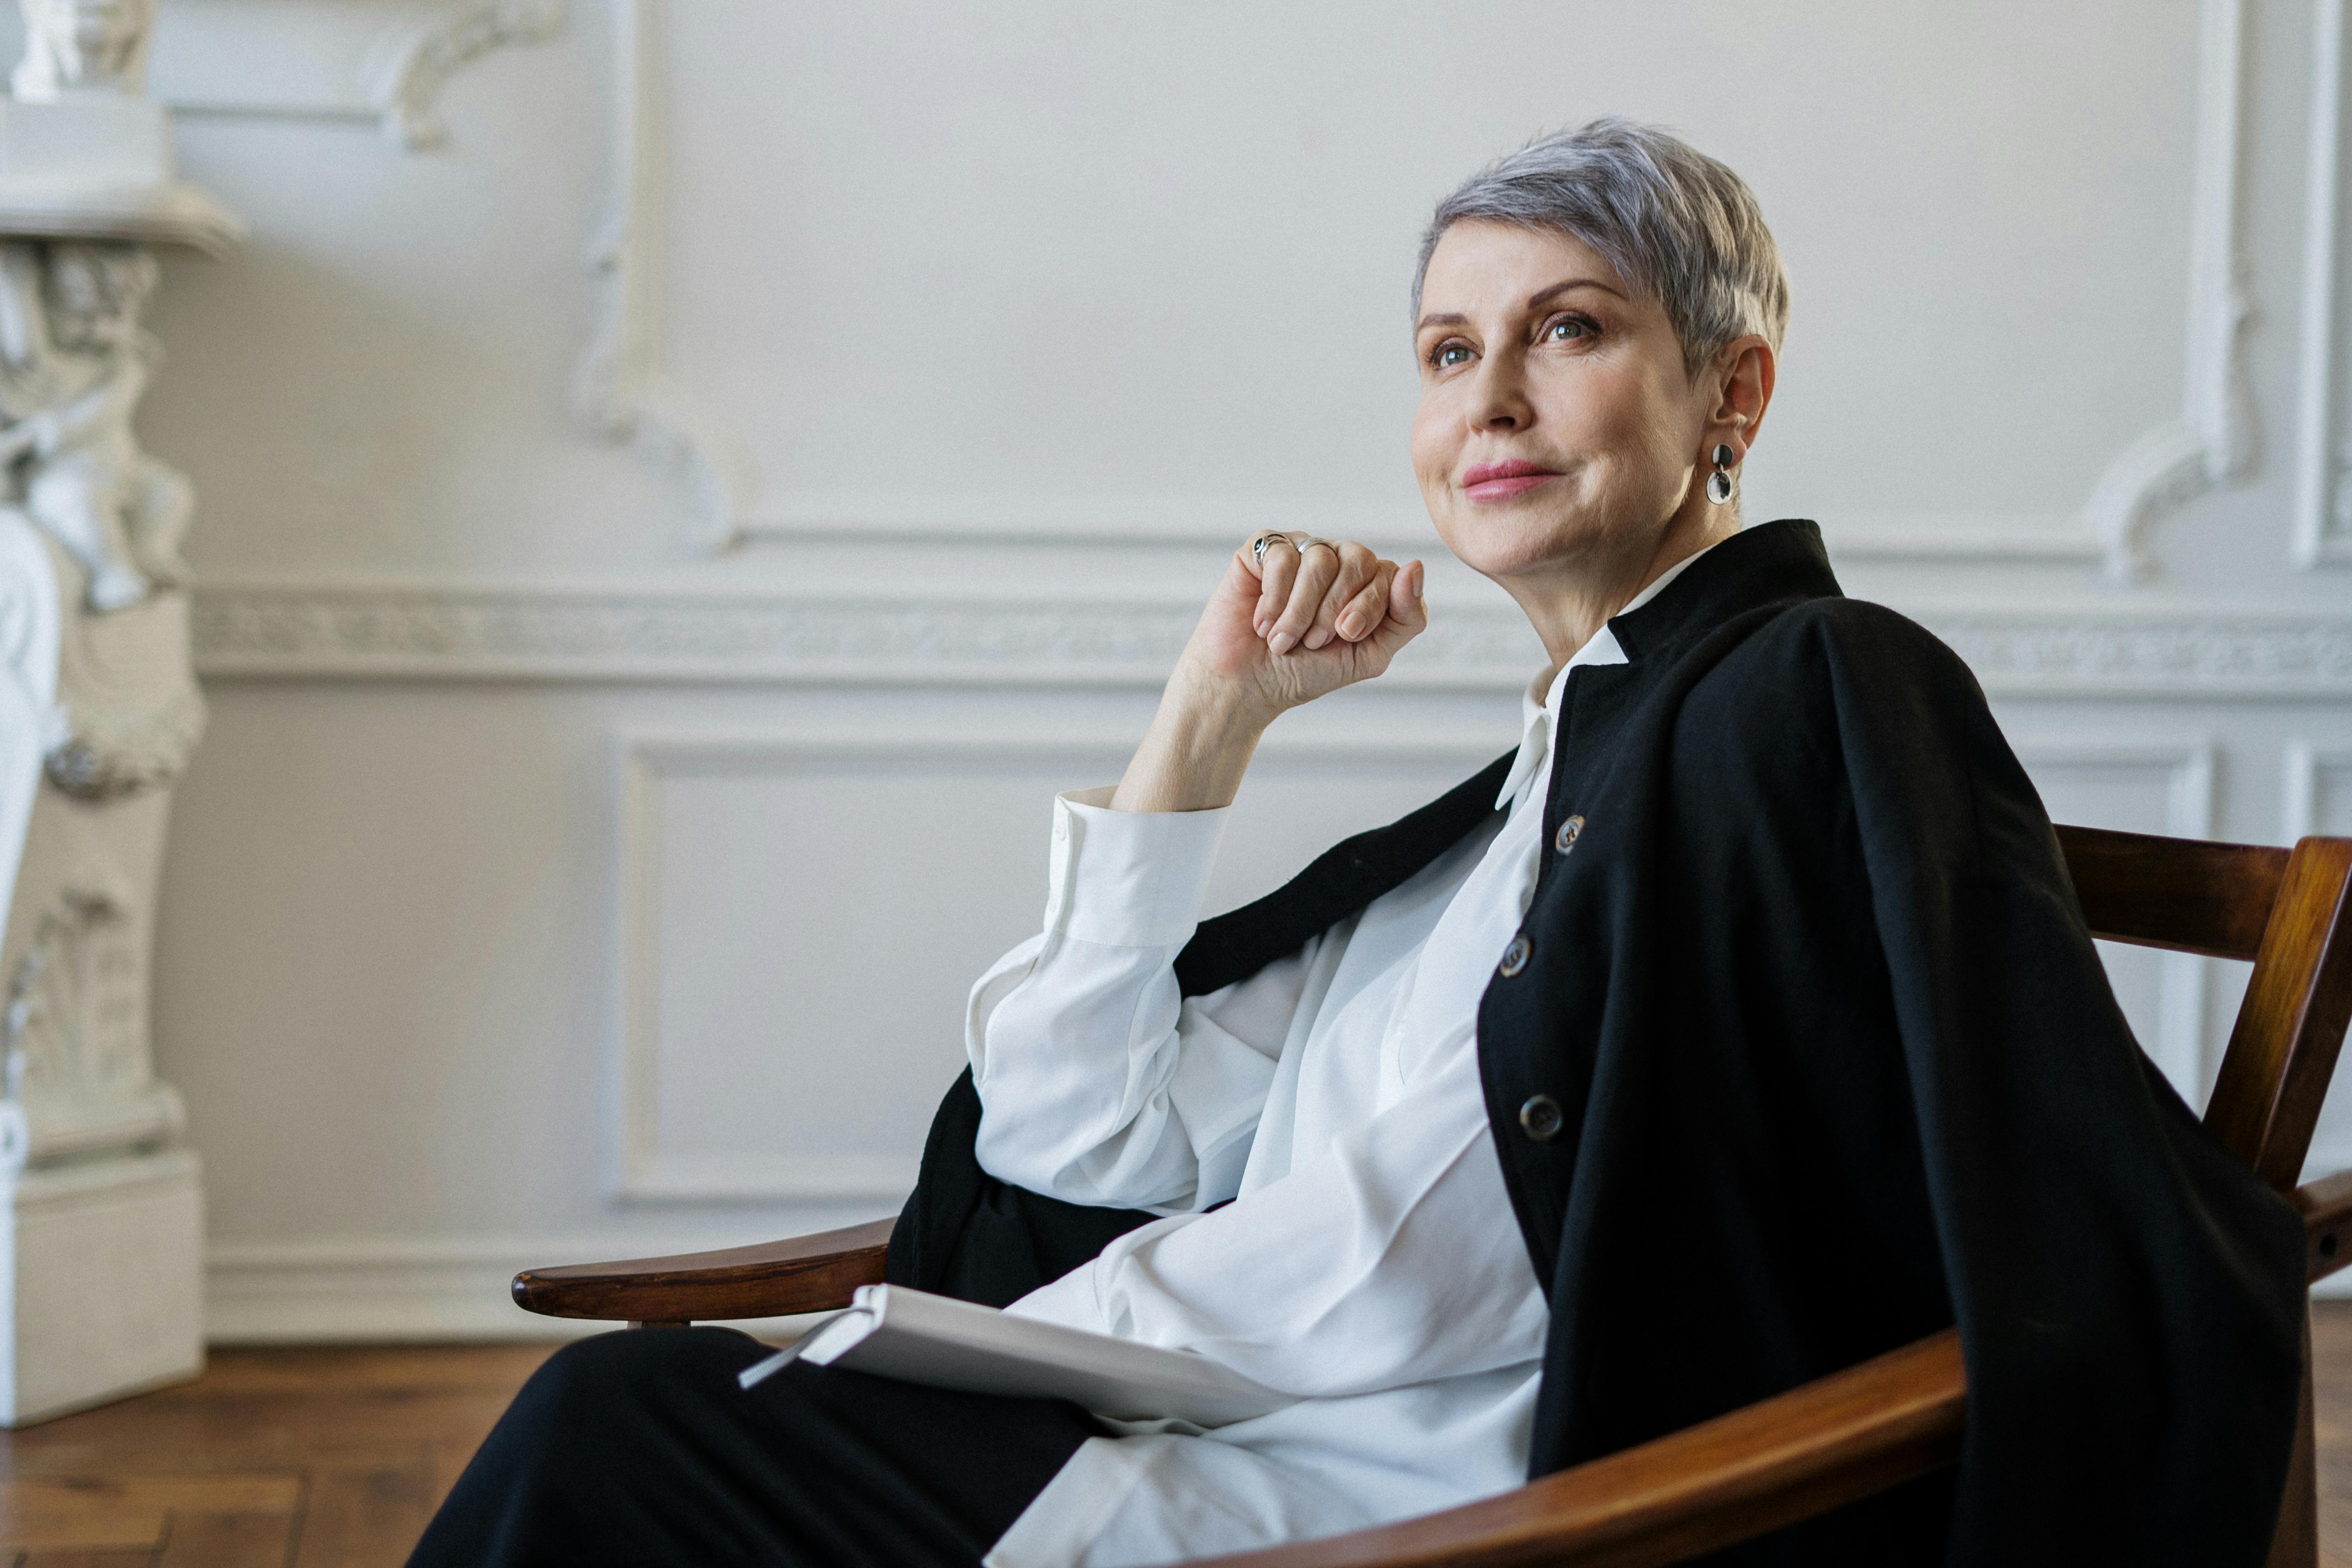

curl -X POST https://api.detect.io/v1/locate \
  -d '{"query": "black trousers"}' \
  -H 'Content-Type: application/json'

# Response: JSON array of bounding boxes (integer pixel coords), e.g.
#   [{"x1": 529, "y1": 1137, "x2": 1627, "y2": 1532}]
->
[
  {"x1": 407, "y1": 1326, "x2": 1100, "y2": 1568},
  {"x1": 413, "y1": 1075, "x2": 1161, "y2": 1566}
]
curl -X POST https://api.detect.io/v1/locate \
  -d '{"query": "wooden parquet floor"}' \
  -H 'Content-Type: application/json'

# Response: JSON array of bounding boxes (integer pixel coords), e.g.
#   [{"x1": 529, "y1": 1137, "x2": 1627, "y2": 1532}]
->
[
  {"x1": 8, "y1": 1309, "x2": 2352, "y2": 1565},
  {"x1": 0, "y1": 1343, "x2": 558, "y2": 1568}
]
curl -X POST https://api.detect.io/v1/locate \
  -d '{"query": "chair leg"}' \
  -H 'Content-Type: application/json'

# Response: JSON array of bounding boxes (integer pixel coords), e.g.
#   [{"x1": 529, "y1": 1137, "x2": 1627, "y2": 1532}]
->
[{"x1": 2268, "y1": 1310, "x2": 2319, "y2": 1568}]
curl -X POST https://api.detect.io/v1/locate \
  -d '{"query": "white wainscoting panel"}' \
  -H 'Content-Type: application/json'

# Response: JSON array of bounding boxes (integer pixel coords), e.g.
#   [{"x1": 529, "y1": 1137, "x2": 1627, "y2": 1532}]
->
[
  {"x1": 2016, "y1": 741, "x2": 2217, "y2": 1101},
  {"x1": 615, "y1": 730, "x2": 1499, "y2": 1204},
  {"x1": 2285, "y1": 741, "x2": 2352, "y2": 839}
]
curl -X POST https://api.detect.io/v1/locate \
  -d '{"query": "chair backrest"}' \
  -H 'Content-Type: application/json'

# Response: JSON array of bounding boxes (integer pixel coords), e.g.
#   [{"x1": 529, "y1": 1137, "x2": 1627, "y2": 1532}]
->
[{"x1": 2057, "y1": 825, "x2": 2352, "y2": 1189}]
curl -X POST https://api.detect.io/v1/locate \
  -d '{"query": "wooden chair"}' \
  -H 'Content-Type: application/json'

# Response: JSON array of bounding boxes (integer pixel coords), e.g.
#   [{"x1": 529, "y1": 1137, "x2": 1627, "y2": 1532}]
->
[{"x1": 513, "y1": 825, "x2": 2352, "y2": 1567}]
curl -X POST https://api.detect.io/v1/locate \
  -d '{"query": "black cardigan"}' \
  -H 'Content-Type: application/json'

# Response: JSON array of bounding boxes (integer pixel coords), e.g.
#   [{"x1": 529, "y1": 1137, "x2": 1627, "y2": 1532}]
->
[{"x1": 890, "y1": 519, "x2": 2305, "y2": 1566}]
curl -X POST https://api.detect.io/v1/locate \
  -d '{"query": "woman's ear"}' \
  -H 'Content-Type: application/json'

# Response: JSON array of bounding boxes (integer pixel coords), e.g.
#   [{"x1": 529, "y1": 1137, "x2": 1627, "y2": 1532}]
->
[{"x1": 1705, "y1": 334, "x2": 1776, "y2": 463}]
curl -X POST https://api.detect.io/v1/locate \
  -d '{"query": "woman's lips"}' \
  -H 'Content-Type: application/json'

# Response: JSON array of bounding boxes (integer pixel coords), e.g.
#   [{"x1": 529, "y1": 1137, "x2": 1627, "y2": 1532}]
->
[{"x1": 1461, "y1": 460, "x2": 1562, "y2": 501}]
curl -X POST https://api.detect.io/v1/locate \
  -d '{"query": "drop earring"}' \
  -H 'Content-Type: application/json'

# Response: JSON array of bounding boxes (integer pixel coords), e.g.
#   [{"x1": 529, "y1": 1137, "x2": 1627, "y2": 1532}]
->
[{"x1": 1706, "y1": 442, "x2": 1735, "y2": 505}]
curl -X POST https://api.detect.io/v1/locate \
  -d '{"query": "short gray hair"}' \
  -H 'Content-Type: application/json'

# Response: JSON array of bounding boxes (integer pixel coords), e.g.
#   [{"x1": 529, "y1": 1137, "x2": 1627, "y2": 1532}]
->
[{"x1": 1414, "y1": 117, "x2": 1789, "y2": 375}]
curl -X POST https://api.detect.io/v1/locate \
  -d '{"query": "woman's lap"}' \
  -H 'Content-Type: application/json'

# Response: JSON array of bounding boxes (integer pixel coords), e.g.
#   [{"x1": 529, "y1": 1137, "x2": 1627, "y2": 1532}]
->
[{"x1": 407, "y1": 1326, "x2": 1099, "y2": 1568}]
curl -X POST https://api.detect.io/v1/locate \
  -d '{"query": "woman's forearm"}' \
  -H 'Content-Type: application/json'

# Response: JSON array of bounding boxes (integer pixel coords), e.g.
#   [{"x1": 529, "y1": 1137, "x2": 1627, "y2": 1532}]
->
[{"x1": 1111, "y1": 674, "x2": 1271, "y2": 813}]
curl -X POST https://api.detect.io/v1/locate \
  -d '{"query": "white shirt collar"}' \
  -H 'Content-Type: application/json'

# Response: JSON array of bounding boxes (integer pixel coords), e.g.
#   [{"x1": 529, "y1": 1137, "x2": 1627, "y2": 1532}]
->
[{"x1": 1492, "y1": 537, "x2": 1725, "y2": 811}]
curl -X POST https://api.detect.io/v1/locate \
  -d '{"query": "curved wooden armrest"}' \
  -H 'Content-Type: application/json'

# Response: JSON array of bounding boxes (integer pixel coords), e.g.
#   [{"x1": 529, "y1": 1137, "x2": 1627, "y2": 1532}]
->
[
  {"x1": 2297, "y1": 1168, "x2": 2352, "y2": 1281},
  {"x1": 1196, "y1": 1177, "x2": 2352, "y2": 1568},
  {"x1": 1199, "y1": 1328, "x2": 1966, "y2": 1568},
  {"x1": 511, "y1": 1217, "x2": 894, "y2": 1323}
]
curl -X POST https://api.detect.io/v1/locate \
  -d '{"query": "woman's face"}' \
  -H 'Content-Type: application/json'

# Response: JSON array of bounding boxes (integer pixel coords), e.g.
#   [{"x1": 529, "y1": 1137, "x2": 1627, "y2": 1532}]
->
[{"x1": 1410, "y1": 220, "x2": 1725, "y2": 591}]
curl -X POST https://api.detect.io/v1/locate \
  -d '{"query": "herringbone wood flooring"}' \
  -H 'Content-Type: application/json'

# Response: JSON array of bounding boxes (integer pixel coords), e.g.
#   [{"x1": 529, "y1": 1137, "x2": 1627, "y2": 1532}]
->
[{"x1": 9, "y1": 1309, "x2": 2352, "y2": 1566}]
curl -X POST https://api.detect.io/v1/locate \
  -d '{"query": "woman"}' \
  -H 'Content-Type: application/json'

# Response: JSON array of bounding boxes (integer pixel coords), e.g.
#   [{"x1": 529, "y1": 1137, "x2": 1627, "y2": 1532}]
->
[{"x1": 413, "y1": 118, "x2": 2303, "y2": 1568}]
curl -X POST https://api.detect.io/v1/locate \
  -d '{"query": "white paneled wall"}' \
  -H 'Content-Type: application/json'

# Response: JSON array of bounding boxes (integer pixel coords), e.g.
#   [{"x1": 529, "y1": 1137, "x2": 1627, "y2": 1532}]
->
[
  {"x1": 619, "y1": 731, "x2": 1499, "y2": 1208},
  {"x1": 104, "y1": 0, "x2": 2352, "y2": 1338}
]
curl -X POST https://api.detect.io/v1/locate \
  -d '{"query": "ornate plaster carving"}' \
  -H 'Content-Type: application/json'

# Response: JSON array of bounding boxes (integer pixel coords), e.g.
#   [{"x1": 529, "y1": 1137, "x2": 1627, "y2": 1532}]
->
[
  {"x1": 45, "y1": 671, "x2": 202, "y2": 799},
  {"x1": 5, "y1": 884, "x2": 134, "y2": 1098},
  {"x1": 0, "y1": 513, "x2": 60, "y2": 936},
  {"x1": 571, "y1": 0, "x2": 750, "y2": 549},
  {"x1": 12, "y1": 0, "x2": 155, "y2": 100},
  {"x1": 364, "y1": 0, "x2": 567, "y2": 151},
  {"x1": 0, "y1": 242, "x2": 190, "y2": 613},
  {"x1": 33, "y1": 571, "x2": 207, "y2": 800},
  {"x1": 0, "y1": 880, "x2": 181, "y2": 1171}
]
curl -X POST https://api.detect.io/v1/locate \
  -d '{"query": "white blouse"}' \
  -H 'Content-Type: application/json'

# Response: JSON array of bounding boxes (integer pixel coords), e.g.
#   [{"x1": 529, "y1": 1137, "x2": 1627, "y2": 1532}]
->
[{"x1": 973, "y1": 552, "x2": 1707, "y2": 1568}]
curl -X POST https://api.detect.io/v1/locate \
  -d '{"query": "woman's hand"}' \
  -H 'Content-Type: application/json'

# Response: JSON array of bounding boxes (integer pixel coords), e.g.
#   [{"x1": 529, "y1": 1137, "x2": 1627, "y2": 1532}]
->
[
  {"x1": 1190, "y1": 532, "x2": 1428, "y2": 718},
  {"x1": 1111, "y1": 533, "x2": 1427, "y2": 813}
]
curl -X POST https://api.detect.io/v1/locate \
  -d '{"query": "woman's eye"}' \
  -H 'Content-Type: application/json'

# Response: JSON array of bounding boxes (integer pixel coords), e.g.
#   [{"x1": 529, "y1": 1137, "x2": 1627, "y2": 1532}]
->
[
  {"x1": 1545, "y1": 318, "x2": 1590, "y2": 342},
  {"x1": 1432, "y1": 343, "x2": 1472, "y2": 368}
]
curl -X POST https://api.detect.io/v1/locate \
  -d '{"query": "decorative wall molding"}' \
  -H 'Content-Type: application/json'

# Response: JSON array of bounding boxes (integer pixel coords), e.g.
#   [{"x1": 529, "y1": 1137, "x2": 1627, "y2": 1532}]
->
[
  {"x1": 150, "y1": 0, "x2": 567, "y2": 151},
  {"x1": 189, "y1": 578, "x2": 2352, "y2": 700},
  {"x1": 572, "y1": 0, "x2": 752, "y2": 548},
  {"x1": 2294, "y1": 0, "x2": 2352, "y2": 570},
  {"x1": 2081, "y1": 0, "x2": 2256, "y2": 582},
  {"x1": 367, "y1": 0, "x2": 568, "y2": 151},
  {"x1": 2015, "y1": 739, "x2": 2216, "y2": 1097},
  {"x1": 1914, "y1": 607, "x2": 2352, "y2": 698}
]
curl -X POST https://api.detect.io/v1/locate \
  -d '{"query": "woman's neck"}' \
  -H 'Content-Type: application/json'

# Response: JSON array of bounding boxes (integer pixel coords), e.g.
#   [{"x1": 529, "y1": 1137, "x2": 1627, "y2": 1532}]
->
[{"x1": 1509, "y1": 505, "x2": 1741, "y2": 675}]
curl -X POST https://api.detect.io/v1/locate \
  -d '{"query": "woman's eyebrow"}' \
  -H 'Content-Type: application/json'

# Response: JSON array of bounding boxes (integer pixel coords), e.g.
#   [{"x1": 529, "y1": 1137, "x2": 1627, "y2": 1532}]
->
[
  {"x1": 1416, "y1": 277, "x2": 1627, "y2": 335},
  {"x1": 1525, "y1": 277, "x2": 1626, "y2": 308}
]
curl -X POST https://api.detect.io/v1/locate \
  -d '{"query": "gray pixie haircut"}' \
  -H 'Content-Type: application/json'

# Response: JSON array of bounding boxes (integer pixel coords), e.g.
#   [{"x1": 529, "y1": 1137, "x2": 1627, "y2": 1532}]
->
[{"x1": 1414, "y1": 117, "x2": 1790, "y2": 375}]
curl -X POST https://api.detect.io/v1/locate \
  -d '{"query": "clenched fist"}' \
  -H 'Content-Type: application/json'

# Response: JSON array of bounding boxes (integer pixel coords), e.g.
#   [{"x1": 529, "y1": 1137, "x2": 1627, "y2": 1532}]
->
[{"x1": 1112, "y1": 533, "x2": 1427, "y2": 813}]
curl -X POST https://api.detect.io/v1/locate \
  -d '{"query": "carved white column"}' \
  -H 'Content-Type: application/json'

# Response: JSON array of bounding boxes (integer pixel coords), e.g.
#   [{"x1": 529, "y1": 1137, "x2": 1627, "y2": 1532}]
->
[{"x1": 0, "y1": 0, "x2": 234, "y2": 1426}]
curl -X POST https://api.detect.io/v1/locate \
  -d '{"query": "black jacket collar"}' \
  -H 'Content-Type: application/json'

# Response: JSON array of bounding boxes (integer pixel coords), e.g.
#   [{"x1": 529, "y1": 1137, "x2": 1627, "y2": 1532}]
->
[{"x1": 1607, "y1": 518, "x2": 1839, "y2": 667}]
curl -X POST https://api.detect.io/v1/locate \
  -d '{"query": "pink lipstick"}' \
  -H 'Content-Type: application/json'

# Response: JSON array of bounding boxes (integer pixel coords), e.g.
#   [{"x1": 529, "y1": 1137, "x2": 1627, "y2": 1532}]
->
[{"x1": 1461, "y1": 459, "x2": 1562, "y2": 501}]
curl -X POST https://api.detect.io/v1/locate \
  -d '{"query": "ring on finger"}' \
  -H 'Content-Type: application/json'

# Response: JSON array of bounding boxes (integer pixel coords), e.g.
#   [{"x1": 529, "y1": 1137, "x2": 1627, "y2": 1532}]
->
[
  {"x1": 1296, "y1": 536, "x2": 1340, "y2": 561},
  {"x1": 1250, "y1": 532, "x2": 1295, "y2": 566}
]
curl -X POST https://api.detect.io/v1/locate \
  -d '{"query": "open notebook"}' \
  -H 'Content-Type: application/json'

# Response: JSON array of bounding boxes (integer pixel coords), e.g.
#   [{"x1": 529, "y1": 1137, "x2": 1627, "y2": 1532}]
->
[{"x1": 737, "y1": 1283, "x2": 1292, "y2": 1428}]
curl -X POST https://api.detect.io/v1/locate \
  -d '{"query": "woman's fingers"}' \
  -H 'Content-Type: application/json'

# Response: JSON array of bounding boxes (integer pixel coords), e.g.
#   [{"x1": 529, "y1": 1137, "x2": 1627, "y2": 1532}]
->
[
  {"x1": 1267, "y1": 541, "x2": 1341, "y2": 654},
  {"x1": 1333, "y1": 562, "x2": 1392, "y2": 644},
  {"x1": 1251, "y1": 536, "x2": 1299, "y2": 637},
  {"x1": 1238, "y1": 533, "x2": 1409, "y2": 658},
  {"x1": 1303, "y1": 540, "x2": 1381, "y2": 648}
]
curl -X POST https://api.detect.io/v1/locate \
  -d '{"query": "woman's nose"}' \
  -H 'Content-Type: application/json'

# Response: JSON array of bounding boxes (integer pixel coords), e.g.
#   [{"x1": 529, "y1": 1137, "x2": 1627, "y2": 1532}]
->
[{"x1": 1469, "y1": 357, "x2": 1531, "y2": 431}]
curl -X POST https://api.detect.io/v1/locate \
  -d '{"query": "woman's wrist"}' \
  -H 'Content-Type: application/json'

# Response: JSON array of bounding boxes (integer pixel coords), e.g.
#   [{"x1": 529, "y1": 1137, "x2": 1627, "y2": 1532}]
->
[{"x1": 1111, "y1": 669, "x2": 1274, "y2": 813}]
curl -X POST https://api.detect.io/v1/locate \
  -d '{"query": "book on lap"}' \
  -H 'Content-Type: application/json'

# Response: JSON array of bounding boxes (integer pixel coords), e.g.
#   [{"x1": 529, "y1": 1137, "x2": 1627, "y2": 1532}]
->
[{"x1": 737, "y1": 1283, "x2": 1291, "y2": 1428}]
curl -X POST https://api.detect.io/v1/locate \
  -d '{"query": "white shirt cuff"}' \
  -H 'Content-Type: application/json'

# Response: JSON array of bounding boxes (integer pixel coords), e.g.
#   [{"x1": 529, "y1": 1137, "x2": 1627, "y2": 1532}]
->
[{"x1": 1044, "y1": 787, "x2": 1228, "y2": 949}]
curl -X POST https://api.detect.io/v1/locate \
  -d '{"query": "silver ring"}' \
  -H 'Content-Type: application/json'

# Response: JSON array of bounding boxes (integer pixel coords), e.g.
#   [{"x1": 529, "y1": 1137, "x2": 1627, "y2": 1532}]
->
[
  {"x1": 1297, "y1": 537, "x2": 1339, "y2": 559},
  {"x1": 1250, "y1": 532, "x2": 1293, "y2": 566}
]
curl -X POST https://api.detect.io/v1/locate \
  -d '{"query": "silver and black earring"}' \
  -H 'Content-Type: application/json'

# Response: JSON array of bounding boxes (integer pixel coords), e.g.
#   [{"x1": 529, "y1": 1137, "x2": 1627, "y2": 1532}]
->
[{"x1": 1706, "y1": 443, "x2": 1735, "y2": 505}]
